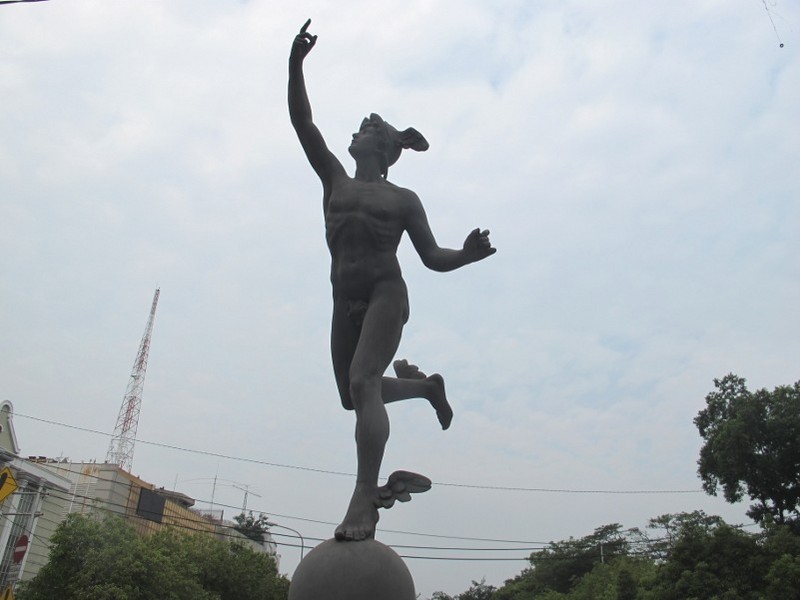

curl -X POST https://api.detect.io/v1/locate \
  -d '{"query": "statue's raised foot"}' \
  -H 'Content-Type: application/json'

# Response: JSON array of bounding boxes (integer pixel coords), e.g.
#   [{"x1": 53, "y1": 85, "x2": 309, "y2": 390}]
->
[
  {"x1": 393, "y1": 359, "x2": 427, "y2": 380},
  {"x1": 393, "y1": 360, "x2": 453, "y2": 430}
]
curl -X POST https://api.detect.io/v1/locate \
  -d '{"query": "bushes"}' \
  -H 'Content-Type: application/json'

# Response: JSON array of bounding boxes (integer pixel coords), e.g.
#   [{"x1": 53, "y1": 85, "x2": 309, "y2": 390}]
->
[{"x1": 17, "y1": 514, "x2": 289, "y2": 600}]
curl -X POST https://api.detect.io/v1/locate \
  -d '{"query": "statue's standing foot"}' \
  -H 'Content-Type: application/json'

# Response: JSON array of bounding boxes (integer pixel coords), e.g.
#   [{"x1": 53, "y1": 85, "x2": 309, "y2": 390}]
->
[
  {"x1": 334, "y1": 472, "x2": 432, "y2": 541},
  {"x1": 393, "y1": 359, "x2": 453, "y2": 430},
  {"x1": 335, "y1": 483, "x2": 380, "y2": 541}
]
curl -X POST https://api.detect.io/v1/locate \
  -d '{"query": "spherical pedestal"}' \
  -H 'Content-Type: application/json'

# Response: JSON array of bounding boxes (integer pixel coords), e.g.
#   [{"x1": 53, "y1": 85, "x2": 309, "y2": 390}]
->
[{"x1": 289, "y1": 538, "x2": 416, "y2": 600}]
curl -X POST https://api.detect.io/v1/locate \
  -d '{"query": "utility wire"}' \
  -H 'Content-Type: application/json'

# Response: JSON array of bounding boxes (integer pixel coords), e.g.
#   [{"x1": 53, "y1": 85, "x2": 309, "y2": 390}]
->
[
  {"x1": 32, "y1": 462, "x2": 730, "y2": 550},
  {"x1": 29, "y1": 473, "x2": 552, "y2": 552},
  {"x1": 19, "y1": 465, "x2": 549, "y2": 547},
  {"x1": 20, "y1": 489, "x2": 534, "y2": 562},
  {"x1": 15, "y1": 412, "x2": 704, "y2": 495},
  {"x1": 4, "y1": 483, "x2": 764, "y2": 567},
  {"x1": 15, "y1": 470, "x2": 723, "y2": 559},
  {"x1": 10, "y1": 471, "x2": 647, "y2": 558}
]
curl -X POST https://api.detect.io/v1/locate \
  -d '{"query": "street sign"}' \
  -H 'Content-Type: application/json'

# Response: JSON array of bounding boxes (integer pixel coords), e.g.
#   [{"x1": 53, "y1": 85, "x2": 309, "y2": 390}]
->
[
  {"x1": 0, "y1": 467, "x2": 18, "y2": 503},
  {"x1": 12, "y1": 535, "x2": 28, "y2": 564}
]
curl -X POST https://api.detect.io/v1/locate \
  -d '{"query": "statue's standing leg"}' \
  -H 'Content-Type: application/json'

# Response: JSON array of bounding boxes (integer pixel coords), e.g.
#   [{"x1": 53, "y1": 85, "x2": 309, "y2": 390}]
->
[
  {"x1": 332, "y1": 283, "x2": 406, "y2": 541},
  {"x1": 331, "y1": 281, "x2": 450, "y2": 540}
]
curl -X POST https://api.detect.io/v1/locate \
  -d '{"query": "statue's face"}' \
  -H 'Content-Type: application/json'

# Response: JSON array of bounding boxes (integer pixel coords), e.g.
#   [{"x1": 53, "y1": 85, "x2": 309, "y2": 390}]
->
[{"x1": 348, "y1": 120, "x2": 384, "y2": 159}]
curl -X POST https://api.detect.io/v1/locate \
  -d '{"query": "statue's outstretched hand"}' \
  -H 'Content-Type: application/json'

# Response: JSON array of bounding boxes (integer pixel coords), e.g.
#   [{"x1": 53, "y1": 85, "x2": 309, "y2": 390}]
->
[
  {"x1": 291, "y1": 19, "x2": 317, "y2": 62},
  {"x1": 463, "y1": 228, "x2": 496, "y2": 263}
]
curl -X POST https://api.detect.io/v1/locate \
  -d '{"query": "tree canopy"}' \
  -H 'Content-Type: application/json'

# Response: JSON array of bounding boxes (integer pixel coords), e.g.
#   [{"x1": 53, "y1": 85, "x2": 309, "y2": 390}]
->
[
  {"x1": 431, "y1": 514, "x2": 800, "y2": 600},
  {"x1": 432, "y1": 579, "x2": 497, "y2": 600},
  {"x1": 233, "y1": 511, "x2": 272, "y2": 544},
  {"x1": 530, "y1": 524, "x2": 644, "y2": 593},
  {"x1": 17, "y1": 513, "x2": 289, "y2": 600},
  {"x1": 492, "y1": 524, "x2": 649, "y2": 600},
  {"x1": 426, "y1": 373, "x2": 800, "y2": 600},
  {"x1": 694, "y1": 373, "x2": 800, "y2": 528}
]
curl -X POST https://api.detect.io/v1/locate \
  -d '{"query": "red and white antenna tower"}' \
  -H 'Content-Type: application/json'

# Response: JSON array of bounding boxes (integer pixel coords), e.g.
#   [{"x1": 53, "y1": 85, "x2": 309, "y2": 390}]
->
[{"x1": 106, "y1": 288, "x2": 160, "y2": 472}]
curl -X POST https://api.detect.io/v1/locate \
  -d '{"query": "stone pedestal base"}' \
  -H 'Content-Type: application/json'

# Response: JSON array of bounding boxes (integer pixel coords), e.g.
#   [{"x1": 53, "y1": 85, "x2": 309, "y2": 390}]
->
[{"x1": 289, "y1": 538, "x2": 416, "y2": 600}]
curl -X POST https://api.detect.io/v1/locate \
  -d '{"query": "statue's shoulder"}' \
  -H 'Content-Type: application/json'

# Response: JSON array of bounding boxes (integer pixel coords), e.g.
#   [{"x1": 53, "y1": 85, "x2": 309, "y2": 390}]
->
[{"x1": 384, "y1": 180, "x2": 419, "y2": 201}]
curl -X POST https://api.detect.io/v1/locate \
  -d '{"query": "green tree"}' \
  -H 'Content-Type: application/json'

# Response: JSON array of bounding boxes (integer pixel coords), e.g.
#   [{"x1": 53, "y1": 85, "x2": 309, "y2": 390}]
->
[
  {"x1": 765, "y1": 554, "x2": 800, "y2": 600},
  {"x1": 491, "y1": 568, "x2": 538, "y2": 600},
  {"x1": 494, "y1": 524, "x2": 641, "y2": 598},
  {"x1": 529, "y1": 524, "x2": 639, "y2": 595},
  {"x1": 487, "y1": 513, "x2": 800, "y2": 600},
  {"x1": 646, "y1": 511, "x2": 724, "y2": 561},
  {"x1": 233, "y1": 511, "x2": 272, "y2": 544},
  {"x1": 17, "y1": 513, "x2": 289, "y2": 600},
  {"x1": 16, "y1": 513, "x2": 199, "y2": 600},
  {"x1": 694, "y1": 373, "x2": 800, "y2": 528},
  {"x1": 429, "y1": 579, "x2": 496, "y2": 600},
  {"x1": 458, "y1": 579, "x2": 496, "y2": 600},
  {"x1": 567, "y1": 557, "x2": 655, "y2": 600},
  {"x1": 648, "y1": 517, "x2": 768, "y2": 600},
  {"x1": 761, "y1": 524, "x2": 800, "y2": 600},
  {"x1": 148, "y1": 526, "x2": 288, "y2": 600}
]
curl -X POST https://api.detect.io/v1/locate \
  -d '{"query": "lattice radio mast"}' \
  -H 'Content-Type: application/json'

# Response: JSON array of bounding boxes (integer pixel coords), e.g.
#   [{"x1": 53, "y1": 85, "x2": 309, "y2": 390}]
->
[{"x1": 106, "y1": 288, "x2": 160, "y2": 472}]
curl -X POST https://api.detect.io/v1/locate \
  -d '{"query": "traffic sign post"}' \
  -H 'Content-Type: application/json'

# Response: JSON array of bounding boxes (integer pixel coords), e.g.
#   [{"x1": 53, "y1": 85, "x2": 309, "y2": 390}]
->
[{"x1": 12, "y1": 535, "x2": 28, "y2": 564}]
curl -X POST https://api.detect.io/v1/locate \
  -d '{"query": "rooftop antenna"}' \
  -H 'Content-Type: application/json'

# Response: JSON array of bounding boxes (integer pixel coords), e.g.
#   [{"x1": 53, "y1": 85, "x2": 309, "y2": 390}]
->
[
  {"x1": 106, "y1": 288, "x2": 160, "y2": 472},
  {"x1": 232, "y1": 483, "x2": 262, "y2": 513}
]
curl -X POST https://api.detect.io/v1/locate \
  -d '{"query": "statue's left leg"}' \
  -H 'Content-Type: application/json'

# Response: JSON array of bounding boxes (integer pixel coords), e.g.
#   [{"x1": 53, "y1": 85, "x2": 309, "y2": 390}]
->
[{"x1": 335, "y1": 284, "x2": 405, "y2": 541}]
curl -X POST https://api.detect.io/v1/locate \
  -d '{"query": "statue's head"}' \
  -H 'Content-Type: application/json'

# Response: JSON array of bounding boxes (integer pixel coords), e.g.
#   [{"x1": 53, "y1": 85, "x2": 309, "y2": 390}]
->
[{"x1": 349, "y1": 113, "x2": 429, "y2": 177}]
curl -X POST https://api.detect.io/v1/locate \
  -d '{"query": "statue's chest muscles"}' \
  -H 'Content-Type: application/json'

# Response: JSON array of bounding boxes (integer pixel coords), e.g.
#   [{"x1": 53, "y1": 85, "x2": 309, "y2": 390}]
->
[{"x1": 326, "y1": 182, "x2": 404, "y2": 245}]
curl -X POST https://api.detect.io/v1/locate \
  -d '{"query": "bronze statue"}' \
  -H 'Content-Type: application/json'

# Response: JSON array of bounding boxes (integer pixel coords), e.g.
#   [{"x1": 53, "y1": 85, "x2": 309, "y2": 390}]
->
[{"x1": 289, "y1": 20, "x2": 495, "y2": 542}]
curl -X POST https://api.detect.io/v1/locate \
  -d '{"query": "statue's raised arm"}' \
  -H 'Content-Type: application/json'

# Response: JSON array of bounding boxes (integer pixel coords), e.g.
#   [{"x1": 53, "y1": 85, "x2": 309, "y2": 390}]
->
[{"x1": 288, "y1": 19, "x2": 346, "y2": 189}]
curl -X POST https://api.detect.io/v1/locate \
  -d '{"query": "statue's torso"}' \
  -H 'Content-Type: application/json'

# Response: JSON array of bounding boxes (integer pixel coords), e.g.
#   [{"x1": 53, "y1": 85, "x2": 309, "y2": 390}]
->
[{"x1": 325, "y1": 178, "x2": 409, "y2": 299}]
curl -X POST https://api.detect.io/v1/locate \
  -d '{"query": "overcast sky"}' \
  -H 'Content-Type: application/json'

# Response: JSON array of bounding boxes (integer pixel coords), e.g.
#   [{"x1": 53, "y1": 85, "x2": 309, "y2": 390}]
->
[{"x1": 1, "y1": 0, "x2": 798, "y2": 597}]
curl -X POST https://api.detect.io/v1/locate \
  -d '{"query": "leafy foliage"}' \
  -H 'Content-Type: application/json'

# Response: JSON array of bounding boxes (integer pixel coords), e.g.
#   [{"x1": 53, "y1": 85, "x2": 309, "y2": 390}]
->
[
  {"x1": 431, "y1": 579, "x2": 496, "y2": 600},
  {"x1": 437, "y1": 515, "x2": 800, "y2": 600},
  {"x1": 233, "y1": 511, "x2": 272, "y2": 544},
  {"x1": 17, "y1": 513, "x2": 289, "y2": 600},
  {"x1": 564, "y1": 557, "x2": 655, "y2": 600},
  {"x1": 694, "y1": 373, "x2": 800, "y2": 528},
  {"x1": 430, "y1": 375, "x2": 800, "y2": 600},
  {"x1": 495, "y1": 524, "x2": 643, "y2": 598},
  {"x1": 645, "y1": 510, "x2": 724, "y2": 561},
  {"x1": 649, "y1": 516, "x2": 767, "y2": 599}
]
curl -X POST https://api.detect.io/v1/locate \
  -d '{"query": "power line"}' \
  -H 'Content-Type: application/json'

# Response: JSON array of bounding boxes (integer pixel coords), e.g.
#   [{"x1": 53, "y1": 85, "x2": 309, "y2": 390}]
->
[
  {"x1": 17, "y1": 412, "x2": 352, "y2": 477},
  {"x1": 23, "y1": 488, "x2": 535, "y2": 562},
  {"x1": 15, "y1": 412, "x2": 704, "y2": 495},
  {"x1": 28, "y1": 471, "x2": 549, "y2": 552},
  {"x1": 18, "y1": 489, "x2": 305, "y2": 552},
  {"x1": 400, "y1": 555, "x2": 529, "y2": 562},
  {"x1": 6, "y1": 469, "x2": 607, "y2": 557},
  {"x1": 3, "y1": 478, "x2": 765, "y2": 568},
  {"x1": 16, "y1": 464, "x2": 549, "y2": 547},
  {"x1": 19, "y1": 466, "x2": 749, "y2": 560},
  {"x1": 1, "y1": 508, "x2": 295, "y2": 575}
]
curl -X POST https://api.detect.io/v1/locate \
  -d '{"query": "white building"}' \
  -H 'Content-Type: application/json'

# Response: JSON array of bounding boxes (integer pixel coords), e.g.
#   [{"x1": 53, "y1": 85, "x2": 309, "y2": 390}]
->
[
  {"x1": 0, "y1": 401, "x2": 71, "y2": 591},
  {"x1": 0, "y1": 401, "x2": 280, "y2": 594}
]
